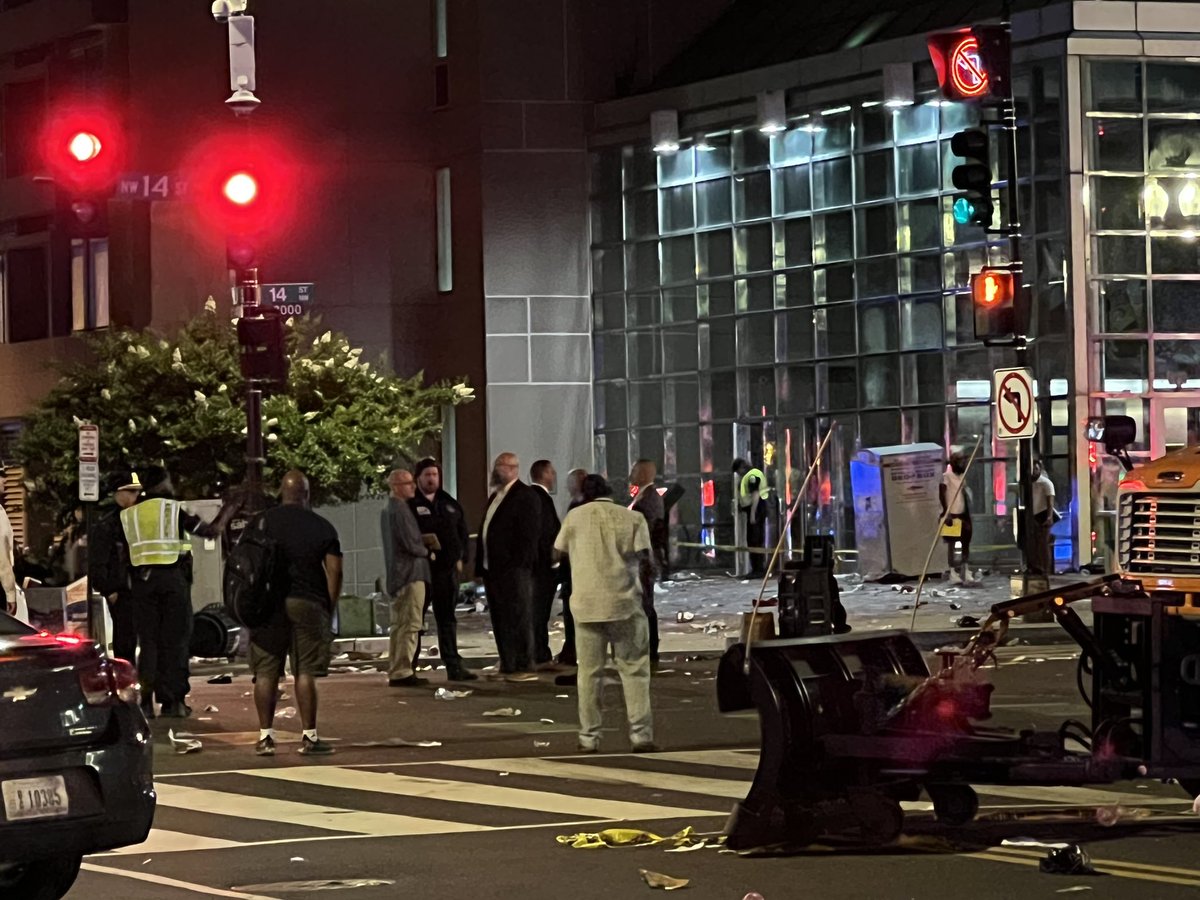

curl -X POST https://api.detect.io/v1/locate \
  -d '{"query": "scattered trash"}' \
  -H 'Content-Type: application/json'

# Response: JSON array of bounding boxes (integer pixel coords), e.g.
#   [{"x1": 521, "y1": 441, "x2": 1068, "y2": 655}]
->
[
  {"x1": 1095, "y1": 804, "x2": 1151, "y2": 827},
  {"x1": 242, "y1": 691, "x2": 252, "y2": 697},
  {"x1": 558, "y1": 827, "x2": 701, "y2": 850},
  {"x1": 556, "y1": 694, "x2": 570, "y2": 699},
  {"x1": 499, "y1": 772, "x2": 509, "y2": 777},
  {"x1": 534, "y1": 741, "x2": 551, "y2": 748},
  {"x1": 1039, "y1": 845, "x2": 1098, "y2": 876},
  {"x1": 656, "y1": 669, "x2": 676, "y2": 675},
  {"x1": 1055, "y1": 888, "x2": 1093, "y2": 894},
  {"x1": 167, "y1": 729, "x2": 202, "y2": 754},
  {"x1": 703, "y1": 622, "x2": 727, "y2": 635},
  {"x1": 675, "y1": 612, "x2": 695, "y2": 622},
  {"x1": 346, "y1": 738, "x2": 442, "y2": 748},
  {"x1": 141, "y1": 859, "x2": 152, "y2": 865},
  {"x1": 1002, "y1": 839, "x2": 1070, "y2": 850},
  {"x1": 434, "y1": 687, "x2": 473, "y2": 700},
  {"x1": 475, "y1": 600, "x2": 486, "y2": 614},
  {"x1": 949, "y1": 602, "x2": 962, "y2": 611},
  {"x1": 482, "y1": 707, "x2": 521, "y2": 717},
  {"x1": 639, "y1": 869, "x2": 689, "y2": 891},
  {"x1": 277, "y1": 706, "x2": 298, "y2": 719},
  {"x1": 332, "y1": 653, "x2": 349, "y2": 661},
  {"x1": 540, "y1": 718, "x2": 555, "y2": 724},
  {"x1": 742, "y1": 894, "x2": 765, "y2": 900},
  {"x1": 346, "y1": 650, "x2": 380, "y2": 661},
  {"x1": 424, "y1": 647, "x2": 440, "y2": 657},
  {"x1": 203, "y1": 705, "x2": 219, "y2": 713},
  {"x1": 956, "y1": 615, "x2": 982, "y2": 628},
  {"x1": 1193, "y1": 794, "x2": 1200, "y2": 815},
  {"x1": 206, "y1": 673, "x2": 233, "y2": 685},
  {"x1": 290, "y1": 857, "x2": 305, "y2": 862}
]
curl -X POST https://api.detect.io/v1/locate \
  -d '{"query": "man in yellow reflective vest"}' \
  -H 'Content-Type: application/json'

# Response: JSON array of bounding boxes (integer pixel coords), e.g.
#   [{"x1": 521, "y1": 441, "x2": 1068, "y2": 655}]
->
[
  {"x1": 733, "y1": 458, "x2": 771, "y2": 577},
  {"x1": 120, "y1": 466, "x2": 233, "y2": 718}
]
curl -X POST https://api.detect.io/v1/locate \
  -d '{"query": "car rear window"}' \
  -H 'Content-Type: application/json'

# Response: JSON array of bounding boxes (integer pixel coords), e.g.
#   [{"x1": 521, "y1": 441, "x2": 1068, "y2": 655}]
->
[{"x1": 0, "y1": 611, "x2": 36, "y2": 635}]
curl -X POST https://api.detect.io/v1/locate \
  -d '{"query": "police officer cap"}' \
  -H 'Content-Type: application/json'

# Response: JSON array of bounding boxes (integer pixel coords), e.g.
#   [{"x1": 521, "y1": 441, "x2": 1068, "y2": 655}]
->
[{"x1": 108, "y1": 470, "x2": 140, "y2": 494}]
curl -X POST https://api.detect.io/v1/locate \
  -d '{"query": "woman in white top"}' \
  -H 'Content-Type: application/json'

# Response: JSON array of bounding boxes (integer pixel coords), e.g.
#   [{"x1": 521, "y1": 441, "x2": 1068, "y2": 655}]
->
[{"x1": 940, "y1": 451, "x2": 975, "y2": 586}]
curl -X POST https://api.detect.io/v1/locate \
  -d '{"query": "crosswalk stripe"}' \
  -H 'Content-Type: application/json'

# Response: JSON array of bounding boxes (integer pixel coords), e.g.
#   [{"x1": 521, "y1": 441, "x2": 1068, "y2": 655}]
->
[
  {"x1": 641, "y1": 750, "x2": 760, "y2": 769},
  {"x1": 154, "y1": 782, "x2": 492, "y2": 836},
  {"x1": 245, "y1": 765, "x2": 723, "y2": 820},
  {"x1": 104, "y1": 829, "x2": 242, "y2": 855},
  {"x1": 443, "y1": 757, "x2": 751, "y2": 799},
  {"x1": 973, "y1": 784, "x2": 1190, "y2": 808}
]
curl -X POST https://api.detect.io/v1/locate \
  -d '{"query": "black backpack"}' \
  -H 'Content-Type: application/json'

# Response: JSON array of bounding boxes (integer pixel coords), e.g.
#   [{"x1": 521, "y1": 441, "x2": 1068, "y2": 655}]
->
[{"x1": 222, "y1": 516, "x2": 289, "y2": 627}]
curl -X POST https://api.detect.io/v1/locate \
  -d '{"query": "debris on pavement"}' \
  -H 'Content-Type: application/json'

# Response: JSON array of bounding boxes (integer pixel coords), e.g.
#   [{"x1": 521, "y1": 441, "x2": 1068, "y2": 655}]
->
[
  {"x1": 557, "y1": 827, "x2": 704, "y2": 851},
  {"x1": 434, "y1": 687, "x2": 473, "y2": 700},
  {"x1": 1194, "y1": 794, "x2": 1200, "y2": 815},
  {"x1": 1001, "y1": 839, "x2": 1070, "y2": 850},
  {"x1": 955, "y1": 615, "x2": 982, "y2": 628},
  {"x1": 277, "y1": 706, "x2": 297, "y2": 718},
  {"x1": 675, "y1": 611, "x2": 695, "y2": 622},
  {"x1": 1038, "y1": 845, "x2": 1099, "y2": 876},
  {"x1": 167, "y1": 729, "x2": 202, "y2": 754},
  {"x1": 233, "y1": 880, "x2": 397, "y2": 892},
  {"x1": 346, "y1": 738, "x2": 442, "y2": 748},
  {"x1": 1055, "y1": 888, "x2": 1093, "y2": 894},
  {"x1": 555, "y1": 694, "x2": 570, "y2": 699},
  {"x1": 482, "y1": 707, "x2": 522, "y2": 717},
  {"x1": 534, "y1": 740, "x2": 551, "y2": 748},
  {"x1": 206, "y1": 673, "x2": 233, "y2": 684},
  {"x1": 949, "y1": 602, "x2": 962, "y2": 610},
  {"x1": 1095, "y1": 804, "x2": 1151, "y2": 827},
  {"x1": 290, "y1": 857, "x2": 305, "y2": 862},
  {"x1": 638, "y1": 869, "x2": 689, "y2": 891},
  {"x1": 203, "y1": 704, "x2": 219, "y2": 713},
  {"x1": 346, "y1": 650, "x2": 380, "y2": 661},
  {"x1": 539, "y1": 718, "x2": 555, "y2": 724}
]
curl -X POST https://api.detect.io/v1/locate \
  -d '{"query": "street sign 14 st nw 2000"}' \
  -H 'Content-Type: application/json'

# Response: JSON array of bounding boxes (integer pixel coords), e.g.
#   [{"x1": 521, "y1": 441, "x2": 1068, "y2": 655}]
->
[
  {"x1": 262, "y1": 283, "x2": 314, "y2": 317},
  {"x1": 992, "y1": 366, "x2": 1037, "y2": 440}
]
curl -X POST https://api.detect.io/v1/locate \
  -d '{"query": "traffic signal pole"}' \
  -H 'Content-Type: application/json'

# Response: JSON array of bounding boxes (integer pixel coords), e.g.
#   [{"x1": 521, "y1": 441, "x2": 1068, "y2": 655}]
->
[
  {"x1": 234, "y1": 265, "x2": 265, "y2": 491},
  {"x1": 998, "y1": 19, "x2": 1036, "y2": 590}
]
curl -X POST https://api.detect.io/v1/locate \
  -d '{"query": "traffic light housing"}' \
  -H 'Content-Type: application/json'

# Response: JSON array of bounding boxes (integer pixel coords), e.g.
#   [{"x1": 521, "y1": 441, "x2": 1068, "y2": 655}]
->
[
  {"x1": 972, "y1": 267, "x2": 1015, "y2": 341},
  {"x1": 950, "y1": 127, "x2": 994, "y2": 228},
  {"x1": 40, "y1": 104, "x2": 123, "y2": 236},
  {"x1": 237, "y1": 308, "x2": 288, "y2": 387}
]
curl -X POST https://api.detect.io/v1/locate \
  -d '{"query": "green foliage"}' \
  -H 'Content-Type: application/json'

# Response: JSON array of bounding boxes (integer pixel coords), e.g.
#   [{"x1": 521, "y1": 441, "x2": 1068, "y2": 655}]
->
[{"x1": 17, "y1": 301, "x2": 472, "y2": 517}]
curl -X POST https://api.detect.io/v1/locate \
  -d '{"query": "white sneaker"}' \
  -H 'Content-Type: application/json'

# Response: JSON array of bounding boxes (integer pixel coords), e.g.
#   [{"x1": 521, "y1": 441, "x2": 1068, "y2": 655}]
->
[
  {"x1": 948, "y1": 571, "x2": 963, "y2": 585},
  {"x1": 653, "y1": 583, "x2": 668, "y2": 595}
]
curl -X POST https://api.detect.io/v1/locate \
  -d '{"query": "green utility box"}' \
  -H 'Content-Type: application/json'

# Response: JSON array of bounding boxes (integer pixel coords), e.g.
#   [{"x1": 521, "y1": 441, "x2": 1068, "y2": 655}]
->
[{"x1": 334, "y1": 595, "x2": 375, "y2": 638}]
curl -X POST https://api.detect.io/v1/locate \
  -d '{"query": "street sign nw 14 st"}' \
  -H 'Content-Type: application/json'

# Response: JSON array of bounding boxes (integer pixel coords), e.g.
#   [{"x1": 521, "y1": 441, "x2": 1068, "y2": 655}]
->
[
  {"x1": 115, "y1": 173, "x2": 188, "y2": 200},
  {"x1": 992, "y1": 366, "x2": 1037, "y2": 440},
  {"x1": 262, "y1": 283, "x2": 314, "y2": 317}
]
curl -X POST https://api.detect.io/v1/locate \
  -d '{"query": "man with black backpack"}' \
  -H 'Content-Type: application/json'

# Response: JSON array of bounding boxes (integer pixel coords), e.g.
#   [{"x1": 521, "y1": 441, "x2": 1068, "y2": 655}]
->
[{"x1": 249, "y1": 470, "x2": 342, "y2": 756}]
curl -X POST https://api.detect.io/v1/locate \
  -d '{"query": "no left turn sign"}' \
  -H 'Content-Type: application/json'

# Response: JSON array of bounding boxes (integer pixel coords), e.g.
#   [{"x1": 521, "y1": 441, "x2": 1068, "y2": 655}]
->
[{"x1": 992, "y1": 367, "x2": 1037, "y2": 440}]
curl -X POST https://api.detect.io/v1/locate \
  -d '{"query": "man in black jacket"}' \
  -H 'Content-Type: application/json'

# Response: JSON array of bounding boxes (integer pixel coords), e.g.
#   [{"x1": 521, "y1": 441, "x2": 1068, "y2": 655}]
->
[
  {"x1": 475, "y1": 452, "x2": 541, "y2": 682},
  {"x1": 89, "y1": 471, "x2": 142, "y2": 662},
  {"x1": 410, "y1": 457, "x2": 476, "y2": 681},
  {"x1": 529, "y1": 459, "x2": 561, "y2": 669}
]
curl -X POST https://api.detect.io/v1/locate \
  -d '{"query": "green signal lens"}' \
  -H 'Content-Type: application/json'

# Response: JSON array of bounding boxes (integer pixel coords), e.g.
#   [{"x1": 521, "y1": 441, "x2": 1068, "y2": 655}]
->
[{"x1": 952, "y1": 197, "x2": 974, "y2": 225}]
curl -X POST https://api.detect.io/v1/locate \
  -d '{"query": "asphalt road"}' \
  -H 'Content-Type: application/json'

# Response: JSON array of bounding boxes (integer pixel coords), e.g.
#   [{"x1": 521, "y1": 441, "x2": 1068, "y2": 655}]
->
[{"x1": 67, "y1": 643, "x2": 1200, "y2": 900}]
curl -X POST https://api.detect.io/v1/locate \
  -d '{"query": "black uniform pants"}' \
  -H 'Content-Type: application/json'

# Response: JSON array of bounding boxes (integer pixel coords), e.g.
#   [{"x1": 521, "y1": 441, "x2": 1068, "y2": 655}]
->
[
  {"x1": 413, "y1": 567, "x2": 463, "y2": 670},
  {"x1": 531, "y1": 570, "x2": 559, "y2": 665},
  {"x1": 131, "y1": 567, "x2": 193, "y2": 706},
  {"x1": 484, "y1": 568, "x2": 533, "y2": 674},
  {"x1": 639, "y1": 567, "x2": 660, "y2": 664},
  {"x1": 557, "y1": 592, "x2": 576, "y2": 665},
  {"x1": 108, "y1": 589, "x2": 137, "y2": 664}
]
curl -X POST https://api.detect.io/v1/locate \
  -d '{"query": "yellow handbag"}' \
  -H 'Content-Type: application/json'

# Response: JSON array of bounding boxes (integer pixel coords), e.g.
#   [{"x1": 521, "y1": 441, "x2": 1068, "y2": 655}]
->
[{"x1": 940, "y1": 518, "x2": 963, "y2": 538}]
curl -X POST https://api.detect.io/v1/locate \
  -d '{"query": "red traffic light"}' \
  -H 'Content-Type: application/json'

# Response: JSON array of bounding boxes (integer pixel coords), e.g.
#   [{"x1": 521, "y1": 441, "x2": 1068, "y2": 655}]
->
[
  {"x1": 222, "y1": 172, "x2": 259, "y2": 206},
  {"x1": 972, "y1": 267, "x2": 1016, "y2": 341},
  {"x1": 40, "y1": 105, "x2": 123, "y2": 194},
  {"x1": 928, "y1": 26, "x2": 1010, "y2": 102}
]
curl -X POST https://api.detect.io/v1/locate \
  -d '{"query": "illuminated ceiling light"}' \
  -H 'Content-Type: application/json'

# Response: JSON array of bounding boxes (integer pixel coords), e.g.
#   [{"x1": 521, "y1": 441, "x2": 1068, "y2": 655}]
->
[
  {"x1": 1145, "y1": 178, "x2": 1169, "y2": 220},
  {"x1": 757, "y1": 90, "x2": 787, "y2": 134},
  {"x1": 68, "y1": 131, "x2": 102, "y2": 162},
  {"x1": 651, "y1": 109, "x2": 680, "y2": 154},
  {"x1": 1180, "y1": 176, "x2": 1200, "y2": 217},
  {"x1": 819, "y1": 105, "x2": 852, "y2": 116},
  {"x1": 694, "y1": 133, "x2": 715, "y2": 152},
  {"x1": 883, "y1": 62, "x2": 915, "y2": 108}
]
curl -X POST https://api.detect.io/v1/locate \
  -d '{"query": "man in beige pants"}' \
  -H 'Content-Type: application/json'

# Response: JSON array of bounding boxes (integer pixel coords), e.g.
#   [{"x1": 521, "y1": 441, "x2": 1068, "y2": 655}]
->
[{"x1": 385, "y1": 469, "x2": 431, "y2": 687}]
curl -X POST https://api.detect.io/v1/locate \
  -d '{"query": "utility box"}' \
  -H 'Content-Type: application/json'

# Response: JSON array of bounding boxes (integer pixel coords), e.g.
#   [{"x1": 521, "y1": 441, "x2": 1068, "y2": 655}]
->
[
  {"x1": 184, "y1": 499, "x2": 225, "y2": 615},
  {"x1": 850, "y1": 444, "x2": 944, "y2": 580}
]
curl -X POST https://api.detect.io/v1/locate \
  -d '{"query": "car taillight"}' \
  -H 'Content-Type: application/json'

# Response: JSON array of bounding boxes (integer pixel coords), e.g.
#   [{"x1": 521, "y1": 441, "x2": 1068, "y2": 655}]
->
[{"x1": 77, "y1": 657, "x2": 141, "y2": 706}]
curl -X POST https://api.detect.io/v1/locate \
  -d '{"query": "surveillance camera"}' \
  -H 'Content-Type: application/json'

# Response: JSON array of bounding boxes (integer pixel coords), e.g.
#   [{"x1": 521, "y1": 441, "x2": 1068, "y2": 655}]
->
[
  {"x1": 211, "y1": 0, "x2": 247, "y2": 24},
  {"x1": 225, "y1": 88, "x2": 261, "y2": 116}
]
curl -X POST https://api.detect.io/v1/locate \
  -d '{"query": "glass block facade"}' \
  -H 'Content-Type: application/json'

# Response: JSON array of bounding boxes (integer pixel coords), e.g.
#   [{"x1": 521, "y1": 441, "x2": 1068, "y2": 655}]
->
[
  {"x1": 591, "y1": 63, "x2": 1071, "y2": 566},
  {"x1": 1087, "y1": 59, "x2": 1200, "y2": 560}
]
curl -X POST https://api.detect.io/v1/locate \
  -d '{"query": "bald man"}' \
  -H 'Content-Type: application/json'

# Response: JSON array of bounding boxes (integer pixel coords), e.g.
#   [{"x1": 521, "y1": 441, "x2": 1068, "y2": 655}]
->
[
  {"x1": 475, "y1": 452, "x2": 541, "y2": 681},
  {"x1": 250, "y1": 470, "x2": 342, "y2": 756}
]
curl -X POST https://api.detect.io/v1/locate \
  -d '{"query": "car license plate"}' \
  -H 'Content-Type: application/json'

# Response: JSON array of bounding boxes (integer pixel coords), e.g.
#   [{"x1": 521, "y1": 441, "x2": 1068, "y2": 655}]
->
[{"x1": 2, "y1": 776, "x2": 69, "y2": 821}]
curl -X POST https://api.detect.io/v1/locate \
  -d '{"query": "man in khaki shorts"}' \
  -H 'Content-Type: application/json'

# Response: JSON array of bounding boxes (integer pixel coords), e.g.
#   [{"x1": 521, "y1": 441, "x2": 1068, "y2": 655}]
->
[{"x1": 249, "y1": 470, "x2": 343, "y2": 756}]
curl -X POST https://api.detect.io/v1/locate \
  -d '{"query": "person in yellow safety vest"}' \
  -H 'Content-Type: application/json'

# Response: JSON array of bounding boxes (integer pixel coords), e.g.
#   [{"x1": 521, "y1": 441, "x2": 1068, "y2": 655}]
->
[
  {"x1": 119, "y1": 465, "x2": 235, "y2": 719},
  {"x1": 732, "y1": 458, "x2": 771, "y2": 576}
]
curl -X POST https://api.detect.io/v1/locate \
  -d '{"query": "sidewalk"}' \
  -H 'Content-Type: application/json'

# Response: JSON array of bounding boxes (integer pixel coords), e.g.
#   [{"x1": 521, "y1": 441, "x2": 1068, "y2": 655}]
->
[{"x1": 334, "y1": 570, "x2": 1092, "y2": 660}]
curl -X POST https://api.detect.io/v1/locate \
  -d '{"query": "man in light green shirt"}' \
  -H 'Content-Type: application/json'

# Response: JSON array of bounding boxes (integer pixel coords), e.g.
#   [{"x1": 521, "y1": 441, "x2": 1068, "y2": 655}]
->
[{"x1": 554, "y1": 474, "x2": 655, "y2": 753}]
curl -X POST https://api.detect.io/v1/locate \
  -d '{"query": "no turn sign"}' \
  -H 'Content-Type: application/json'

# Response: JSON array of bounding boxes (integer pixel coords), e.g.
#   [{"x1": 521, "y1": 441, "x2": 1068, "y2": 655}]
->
[{"x1": 992, "y1": 367, "x2": 1037, "y2": 440}]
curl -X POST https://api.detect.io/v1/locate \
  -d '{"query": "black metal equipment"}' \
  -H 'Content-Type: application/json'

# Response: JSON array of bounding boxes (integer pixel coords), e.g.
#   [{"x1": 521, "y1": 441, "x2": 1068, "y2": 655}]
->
[
  {"x1": 718, "y1": 576, "x2": 1200, "y2": 850},
  {"x1": 776, "y1": 535, "x2": 848, "y2": 639}
]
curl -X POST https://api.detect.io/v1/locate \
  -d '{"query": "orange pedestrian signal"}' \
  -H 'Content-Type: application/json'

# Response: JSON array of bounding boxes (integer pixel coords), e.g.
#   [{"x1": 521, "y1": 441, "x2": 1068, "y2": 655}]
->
[{"x1": 971, "y1": 268, "x2": 1015, "y2": 341}]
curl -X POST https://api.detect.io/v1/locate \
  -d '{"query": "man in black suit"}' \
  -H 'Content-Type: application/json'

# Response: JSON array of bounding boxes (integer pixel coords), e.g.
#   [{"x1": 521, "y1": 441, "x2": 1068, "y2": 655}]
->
[
  {"x1": 529, "y1": 459, "x2": 561, "y2": 670},
  {"x1": 476, "y1": 452, "x2": 541, "y2": 682}
]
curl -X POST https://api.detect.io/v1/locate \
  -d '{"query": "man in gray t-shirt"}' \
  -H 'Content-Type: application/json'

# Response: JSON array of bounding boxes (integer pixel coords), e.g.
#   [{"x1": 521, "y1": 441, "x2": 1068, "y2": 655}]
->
[{"x1": 384, "y1": 469, "x2": 431, "y2": 687}]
